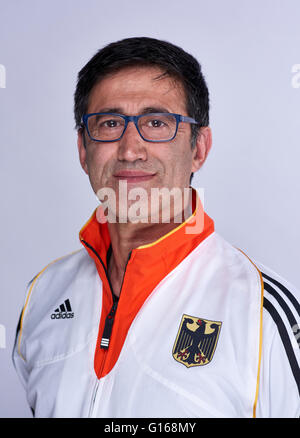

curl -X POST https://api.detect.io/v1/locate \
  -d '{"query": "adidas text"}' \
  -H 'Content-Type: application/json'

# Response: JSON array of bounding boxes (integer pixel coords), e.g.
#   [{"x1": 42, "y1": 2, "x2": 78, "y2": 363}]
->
[{"x1": 51, "y1": 312, "x2": 74, "y2": 320}]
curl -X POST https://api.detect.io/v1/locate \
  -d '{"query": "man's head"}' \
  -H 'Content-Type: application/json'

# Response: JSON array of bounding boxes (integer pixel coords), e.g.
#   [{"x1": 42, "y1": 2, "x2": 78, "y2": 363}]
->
[
  {"x1": 75, "y1": 37, "x2": 212, "y2": 221},
  {"x1": 74, "y1": 37, "x2": 209, "y2": 146}
]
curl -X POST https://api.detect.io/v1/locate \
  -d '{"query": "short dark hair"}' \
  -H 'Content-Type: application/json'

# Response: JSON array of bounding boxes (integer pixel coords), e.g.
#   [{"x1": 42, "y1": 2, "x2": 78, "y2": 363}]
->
[{"x1": 74, "y1": 37, "x2": 209, "y2": 149}]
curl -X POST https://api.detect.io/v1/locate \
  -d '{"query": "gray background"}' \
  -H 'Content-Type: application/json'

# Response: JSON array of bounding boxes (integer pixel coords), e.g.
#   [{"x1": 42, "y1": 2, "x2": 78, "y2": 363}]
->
[{"x1": 0, "y1": 0, "x2": 299, "y2": 417}]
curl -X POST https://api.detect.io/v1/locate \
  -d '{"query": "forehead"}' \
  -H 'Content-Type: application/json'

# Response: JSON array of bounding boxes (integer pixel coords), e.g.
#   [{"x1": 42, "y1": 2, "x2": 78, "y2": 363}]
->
[{"x1": 87, "y1": 66, "x2": 188, "y2": 114}]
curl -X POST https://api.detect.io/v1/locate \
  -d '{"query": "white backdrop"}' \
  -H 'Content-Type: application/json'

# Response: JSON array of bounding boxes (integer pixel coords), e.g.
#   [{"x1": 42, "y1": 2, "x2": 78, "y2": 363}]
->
[{"x1": 0, "y1": 0, "x2": 299, "y2": 417}]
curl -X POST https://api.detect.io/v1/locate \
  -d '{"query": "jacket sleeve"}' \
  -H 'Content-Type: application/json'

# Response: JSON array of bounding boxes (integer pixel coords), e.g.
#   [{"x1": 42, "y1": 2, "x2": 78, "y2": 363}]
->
[
  {"x1": 256, "y1": 266, "x2": 300, "y2": 417},
  {"x1": 12, "y1": 278, "x2": 36, "y2": 400},
  {"x1": 12, "y1": 308, "x2": 29, "y2": 389}
]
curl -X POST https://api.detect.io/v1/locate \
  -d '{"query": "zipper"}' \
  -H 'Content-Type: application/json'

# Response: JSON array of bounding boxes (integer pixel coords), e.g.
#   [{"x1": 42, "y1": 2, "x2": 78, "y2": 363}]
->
[
  {"x1": 99, "y1": 250, "x2": 132, "y2": 349},
  {"x1": 81, "y1": 238, "x2": 132, "y2": 350},
  {"x1": 100, "y1": 297, "x2": 118, "y2": 349},
  {"x1": 81, "y1": 239, "x2": 132, "y2": 417},
  {"x1": 88, "y1": 379, "x2": 99, "y2": 418}
]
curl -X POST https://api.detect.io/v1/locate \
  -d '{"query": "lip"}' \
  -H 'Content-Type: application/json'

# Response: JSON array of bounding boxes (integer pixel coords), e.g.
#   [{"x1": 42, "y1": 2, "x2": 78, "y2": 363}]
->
[{"x1": 113, "y1": 170, "x2": 156, "y2": 182}]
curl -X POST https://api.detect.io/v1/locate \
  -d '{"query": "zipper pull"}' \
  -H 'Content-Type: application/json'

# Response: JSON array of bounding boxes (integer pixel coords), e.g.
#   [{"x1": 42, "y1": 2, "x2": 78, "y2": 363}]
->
[{"x1": 100, "y1": 300, "x2": 118, "y2": 349}]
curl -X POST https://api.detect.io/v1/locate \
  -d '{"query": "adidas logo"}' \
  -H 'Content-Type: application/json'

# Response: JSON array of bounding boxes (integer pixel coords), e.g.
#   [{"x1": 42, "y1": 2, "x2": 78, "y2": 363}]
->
[{"x1": 51, "y1": 299, "x2": 74, "y2": 320}]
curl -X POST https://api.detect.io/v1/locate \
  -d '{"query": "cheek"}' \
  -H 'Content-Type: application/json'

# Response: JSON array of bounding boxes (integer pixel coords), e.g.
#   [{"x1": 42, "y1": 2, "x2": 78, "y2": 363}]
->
[
  {"x1": 164, "y1": 143, "x2": 193, "y2": 179},
  {"x1": 85, "y1": 147, "x2": 111, "y2": 189}
]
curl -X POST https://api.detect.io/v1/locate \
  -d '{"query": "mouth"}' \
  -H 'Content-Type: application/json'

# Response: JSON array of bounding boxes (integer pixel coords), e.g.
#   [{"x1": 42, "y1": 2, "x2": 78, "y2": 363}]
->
[{"x1": 113, "y1": 170, "x2": 156, "y2": 183}]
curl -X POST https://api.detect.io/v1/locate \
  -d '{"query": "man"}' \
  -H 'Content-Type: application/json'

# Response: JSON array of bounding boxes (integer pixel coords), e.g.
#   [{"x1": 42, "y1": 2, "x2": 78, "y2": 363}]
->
[{"x1": 13, "y1": 37, "x2": 299, "y2": 418}]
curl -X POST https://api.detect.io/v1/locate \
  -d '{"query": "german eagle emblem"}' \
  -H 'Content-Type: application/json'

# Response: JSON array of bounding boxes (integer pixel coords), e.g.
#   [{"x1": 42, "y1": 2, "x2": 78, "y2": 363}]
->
[{"x1": 173, "y1": 315, "x2": 222, "y2": 368}]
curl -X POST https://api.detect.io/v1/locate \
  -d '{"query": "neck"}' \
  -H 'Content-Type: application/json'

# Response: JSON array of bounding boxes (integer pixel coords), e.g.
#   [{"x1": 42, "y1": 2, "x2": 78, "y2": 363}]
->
[{"x1": 106, "y1": 197, "x2": 193, "y2": 297}]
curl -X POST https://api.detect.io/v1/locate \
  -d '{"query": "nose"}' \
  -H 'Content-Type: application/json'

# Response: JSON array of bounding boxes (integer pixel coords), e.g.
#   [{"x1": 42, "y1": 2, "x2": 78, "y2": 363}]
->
[{"x1": 117, "y1": 121, "x2": 147, "y2": 162}]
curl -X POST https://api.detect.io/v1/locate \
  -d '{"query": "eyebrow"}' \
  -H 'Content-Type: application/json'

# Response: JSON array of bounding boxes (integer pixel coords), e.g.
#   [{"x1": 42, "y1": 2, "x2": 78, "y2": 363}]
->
[{"x1": 94, "y1": 106, "x2": 171, "y2": 115}]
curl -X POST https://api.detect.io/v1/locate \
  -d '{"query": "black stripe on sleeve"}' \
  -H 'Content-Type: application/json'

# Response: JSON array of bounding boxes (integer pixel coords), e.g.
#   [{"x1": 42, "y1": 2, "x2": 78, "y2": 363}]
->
[
  {"x1": 263, "y1": 297, "x2": 300, "y2": 396},
  {"x1": 264, "y1": 282, "x2": 299, "y2": 341},
  {"x1": 262, "y1": 272, "x2": 300, "y2": 317},
  {"x1": 12, "y1": 308, "x2": 23, "y2": 369}
]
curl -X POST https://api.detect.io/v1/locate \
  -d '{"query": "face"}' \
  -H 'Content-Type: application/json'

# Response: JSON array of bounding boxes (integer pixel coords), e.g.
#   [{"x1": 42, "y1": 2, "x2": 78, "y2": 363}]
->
[{"x1": 78, "y1": 66, "x2": 211, "y2": 222}]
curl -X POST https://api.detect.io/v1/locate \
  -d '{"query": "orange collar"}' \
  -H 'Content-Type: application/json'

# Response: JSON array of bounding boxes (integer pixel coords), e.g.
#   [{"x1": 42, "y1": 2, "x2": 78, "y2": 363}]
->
[{"x1": 79, "y1": 188, "x2": 214, "y2": 292}]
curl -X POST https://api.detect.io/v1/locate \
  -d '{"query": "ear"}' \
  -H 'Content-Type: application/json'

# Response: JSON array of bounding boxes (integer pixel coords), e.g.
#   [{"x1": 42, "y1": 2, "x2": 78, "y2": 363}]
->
[
  {"x1": 191, "y1": 127, "x2": 212, "y2": 172},
  {"x1": 77, "y1": 129, "x2": 89, "y2": 175}
]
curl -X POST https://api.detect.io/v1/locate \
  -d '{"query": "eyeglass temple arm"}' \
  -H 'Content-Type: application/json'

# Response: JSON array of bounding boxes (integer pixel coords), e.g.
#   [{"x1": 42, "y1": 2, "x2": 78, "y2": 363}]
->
[{"x1": 180, "y1": 115, "x2": 200, "y2": 124}]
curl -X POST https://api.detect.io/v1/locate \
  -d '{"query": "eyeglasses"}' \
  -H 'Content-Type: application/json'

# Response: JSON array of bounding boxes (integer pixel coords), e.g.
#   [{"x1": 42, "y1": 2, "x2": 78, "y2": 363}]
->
[{"x1": 81, "y1": 112, "x2": 200, "y2": 143}]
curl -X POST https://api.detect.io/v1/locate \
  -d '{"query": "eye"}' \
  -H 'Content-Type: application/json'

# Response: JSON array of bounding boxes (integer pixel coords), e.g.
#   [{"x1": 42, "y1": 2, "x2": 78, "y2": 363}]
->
[
  {"x1": 103, "y1": 119, "x2": 120, "y2": 128},
  {"x1": 148, "y1": 119, "x2": 165, "y2": 128}
]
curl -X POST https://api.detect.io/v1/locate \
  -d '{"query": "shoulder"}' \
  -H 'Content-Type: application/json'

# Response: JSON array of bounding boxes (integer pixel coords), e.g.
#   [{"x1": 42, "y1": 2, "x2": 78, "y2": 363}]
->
[
  {"x1": 24, "y1": 247, "x2": 96, "y2": 308},
  {"x1": 30, "y1": 248, "x2": 92, "y2": 280},
  {"x1": 254, "y1": 260, "x2": 300, "y2": 347},
  {"x1": 27, "y1": 248, "x2": 95, "y2": 291},
  {"x1": 235, "y1": 254, "x2": 300, "y2": 354},
  {"x1": 16, "y1": 248, "x2": 97, "y2": 360},
  {"x1": 213, "y1": 236, "x2": 299, "y2": 372},
  {"x1": 208, "y1": 233, "x2": 264, "y2": 285},
  {"x1": 229, "y1": 249, "x2": 300, "y2": 414},
  {"x1": 213, "y1": 235, "x2": 300, "y2": 316},
  {"x1": 257, "y1": 261, "x2": 300, "y2": 373},
  {"x1": 22, "y1": 249, "x2": 94, "y2": 308},
  {"x1": 251, "y1": 261, "x2": 300, "y2": 416}
]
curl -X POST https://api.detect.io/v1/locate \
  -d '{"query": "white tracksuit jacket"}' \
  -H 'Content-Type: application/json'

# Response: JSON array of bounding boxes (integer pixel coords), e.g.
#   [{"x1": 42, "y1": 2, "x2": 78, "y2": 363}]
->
[{"x1": 13, "y1": 193, "x2": 300, "y2": 418}]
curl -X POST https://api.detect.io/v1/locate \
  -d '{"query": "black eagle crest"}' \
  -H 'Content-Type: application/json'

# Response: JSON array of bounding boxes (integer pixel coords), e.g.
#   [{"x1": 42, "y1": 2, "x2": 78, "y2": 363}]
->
[{"x1": 173, "y1": 316, "x2": 221, "y2": 367}]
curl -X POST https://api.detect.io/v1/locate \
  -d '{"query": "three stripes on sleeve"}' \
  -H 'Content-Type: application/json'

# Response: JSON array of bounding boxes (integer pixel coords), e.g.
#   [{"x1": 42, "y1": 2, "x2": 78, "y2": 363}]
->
[{"x1": 262, "y1": 272, "x2": 300, "y2": 396}]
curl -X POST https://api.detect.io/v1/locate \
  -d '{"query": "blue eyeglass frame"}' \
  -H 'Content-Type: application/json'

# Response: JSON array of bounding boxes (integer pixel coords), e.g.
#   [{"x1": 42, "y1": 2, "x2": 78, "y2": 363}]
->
[{"x1": 81, "y1": 112, "x2": 200, "y2": 143}]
